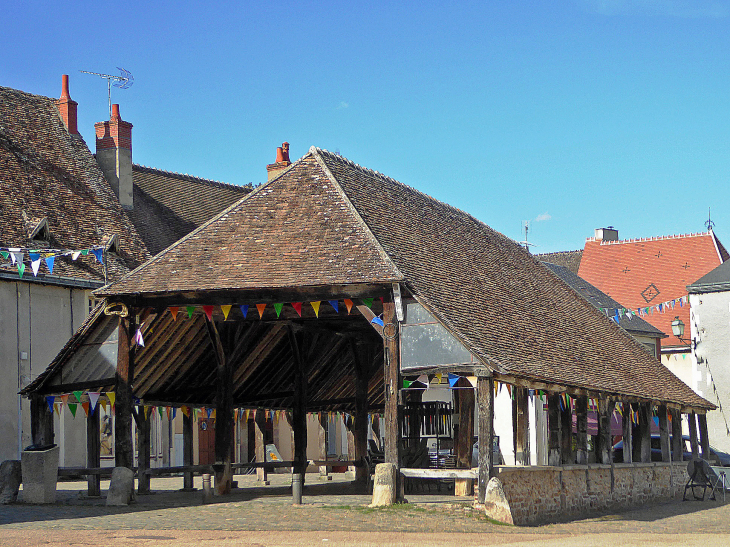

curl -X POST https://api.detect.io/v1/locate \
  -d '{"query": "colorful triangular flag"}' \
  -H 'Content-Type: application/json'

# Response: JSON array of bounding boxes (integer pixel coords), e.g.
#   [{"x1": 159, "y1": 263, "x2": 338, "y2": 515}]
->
[
  {"x1": 344, "y1": 299, "x2": 353, "y2": 314},
  {"x1": 311, "y1": 301, "x2": 321, "y2": 317},
  {"x1": 107, "y1": 392, "x2": 116, "y2": 409},
  {"x1": 45, "y1": 395, "x2": 55, "y2": 413},
  {"x1": 328, "y1": 300, "x2": 339, "y2": 313},
  {"x1": 45, "y1": 255, "x2": 55, "y2": 274},
  {"x1": 134, "y1": 328, "x2": 145, "y2": 347},
  {"x1": 273, "y1": 303, "x2": 284, "y2": 317},
  {"x1": 291, "y1": 302, "x2": 302, "y2": 316},
  {"x1": 202, "y1": 305, "x2": 214, "y2": 321},
  {"x1": 362, "y1": 298, "x2": 373, "y2": 309},
  {"x1": 73, "y1": 390, "x2": 83, "y2": 404},
  {"x1": 256, "y1": 303, "x2": 266, "y2": 318},
  {"x1": 68, "y1": 403, "x2": 78, "y2": 418},
  {"x1": 240, "y1": 304, "x2": 249, "y2": 318},
  {"x1": 169, "y1": 307, "x2": 179, "y2": 321},
  {"x1": 221, "y1": 305, "x2": 232, "y2": 320},
  {"x1": 448, "y1": 373, "x2": 459, "y2": 388},
  {"x1": 81, "y1": 402, "x2": 90, "y2": 417},
  {"x1": 186, "y1": 305, "x2": 195, "y2": 318},
  {"x1": 88, "y1": 392, "x2": 100, "y2": 413}
]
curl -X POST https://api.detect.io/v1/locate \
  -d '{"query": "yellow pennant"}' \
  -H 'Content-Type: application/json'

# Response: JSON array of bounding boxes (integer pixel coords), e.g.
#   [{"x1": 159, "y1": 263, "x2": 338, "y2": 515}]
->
[
  {"x1": 310, "y1": 301, "x2": 321, "y2": 317},
  {"x1": 435, "y1": 373, "x2": 442, "y2": 383},
  {"x1": 107, "y1": 392, "x2": 116, "y2": 409},
  {"x1": 466, "y1": 376, "x2": 477, "y2": 388},
  {"x1": 181, "y1": 405, "x2": 190, "y2": 417},
  {"x1": 221, "y1": 305, "x2": 232, "y2": 320},
  {"x1": 143, "y1": 405, "x2": 150, "y2": 419},
  {"x1": 100, "y1": 399, "x2": 108, "y2": 412}
]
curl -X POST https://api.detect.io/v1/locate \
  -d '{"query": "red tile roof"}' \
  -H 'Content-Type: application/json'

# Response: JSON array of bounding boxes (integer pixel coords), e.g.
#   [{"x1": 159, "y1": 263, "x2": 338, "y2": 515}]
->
[{"x1": 578, "y1": 232, "x2": 726, "y2": 348}]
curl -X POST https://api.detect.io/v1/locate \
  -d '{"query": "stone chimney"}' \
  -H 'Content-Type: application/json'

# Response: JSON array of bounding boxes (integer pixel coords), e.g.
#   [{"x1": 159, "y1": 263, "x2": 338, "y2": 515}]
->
[
  {"x1": 266, "y1": 142, "x2": 291, "y2": 181},
  {"x1": 95, "y1": 104, "x2": 133, "y2": 209},
  {"x1": 56, "y1": 75, "x2": 78, "y2": 134},
  {"x1": 595, "y1": 226, "x2": 619, "y2": 242}
]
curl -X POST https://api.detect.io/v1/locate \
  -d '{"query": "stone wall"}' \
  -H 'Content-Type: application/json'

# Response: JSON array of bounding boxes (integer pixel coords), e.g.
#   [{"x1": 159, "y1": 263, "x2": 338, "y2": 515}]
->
[{"x1": 492, "y1": 462, "x2": 688, "y2": 525}]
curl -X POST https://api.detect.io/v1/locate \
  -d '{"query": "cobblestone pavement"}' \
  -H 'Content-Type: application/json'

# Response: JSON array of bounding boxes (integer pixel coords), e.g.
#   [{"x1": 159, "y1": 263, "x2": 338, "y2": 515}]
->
[{"x1": 1, "y1": 473, "x2": 729, "y2": 546}]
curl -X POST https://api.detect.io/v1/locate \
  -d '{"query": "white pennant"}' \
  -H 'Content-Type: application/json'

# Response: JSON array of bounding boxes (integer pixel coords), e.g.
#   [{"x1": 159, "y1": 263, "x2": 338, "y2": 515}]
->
[
  {"x1": 88, "y1": 392, "x2": 100, "y2": 412},
  {"x1": 10, "y1": 250, "x2": 22, "y2": 265},
  {"x1": 72, "y1": 251, "x2": 82, "y2": 260},
  {"x1": 31, "y1": 257, "x2": 41, "y2": 276}
]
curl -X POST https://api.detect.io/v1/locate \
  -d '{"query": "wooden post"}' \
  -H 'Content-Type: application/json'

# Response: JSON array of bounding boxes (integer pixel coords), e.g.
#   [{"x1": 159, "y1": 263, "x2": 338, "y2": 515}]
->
[
  {"x1": 689, "y1": 412, "x2": 699, "y2": 459},
  {"x1": 547, "y1": 393, "x2": 562, "y2": 466},
  {"x1": 658, "y1": 404, "x2": 671, "y2": 463},
  {"x1": 638, "y1": 403, "x2": 651, "y2": 463},
  {"x1": 183, "y1": 410, "x2": 194, "y2": 490},
  {"x1": 514, "y1": 387, "x2": 530, "y2": 466},
  {"x1": 622, "y1": 403, "x2": 633, "y2": 464},
  {"x1": 86, "y1": 404, "x2": 101, "y2": 496},
  {"x1": 318, "y1": 413, "x2": 331, "y2": 479},
  {"x1": 477, "y1": 376, "x2": 494, "y2": 504},
  {"x1": 205, "y1": 318, "x2": 234, "y2": 495},
  {"x1": 670, "y1": 408, "x2": 683, "y2": 462},
  {"x1": 352, "y1": 341, "x2": 369, "y2": 483},
  {"x1": 115, "y1": 313, "x2": 135, "y2": 469},
  {"x1": 575, "y1": 396, "x2": 588, "y2": 465},
  {"x1": 596, "y1": 395, "x2": 612, "y2": 465},
  {"x1": 560, "y1": 396, "x2": 573, "y2": 464},
  {"x1": 455, "y1": 386, "x2": 475, "y2": 495},
  {"x1": 255, "y1": 408, "x2": 268, "y2": 484},
  {"x1": 289, "y1": 326, "x2": 308, "y2": 487},
  {"x1": 382, "y1": 301, "x2": 401, "y2": 474},
  {"x1": 136, "y1": 410, "x2": 151, "y2": 494},
  {"x1": 698, "y1": 413, "x2": 710, "y2": 460},
  {"x1": 30, "y1": 394, "x2": 53, "y2": 447}
]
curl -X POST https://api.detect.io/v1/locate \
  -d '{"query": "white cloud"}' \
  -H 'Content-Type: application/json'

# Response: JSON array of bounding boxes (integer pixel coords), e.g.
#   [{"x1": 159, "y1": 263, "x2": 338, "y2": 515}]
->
[
  {"x1": 535, "y1": 212, "x2": 552, "y2": 222},
  {"x1": 336, "y1": 101, "x2": 349, "y2": 110},
  {"x1": 575, "y1": 0, "x2": 729, "y2": 18}
]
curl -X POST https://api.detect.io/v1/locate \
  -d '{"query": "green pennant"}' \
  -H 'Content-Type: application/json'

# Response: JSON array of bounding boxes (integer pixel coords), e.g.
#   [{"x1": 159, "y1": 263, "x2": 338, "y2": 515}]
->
[
  {"x1": 0, "y1": 251, "x2": 8, "y2": 260},
  {"x1": 186, "y1": 305, "x2": 195, "y2": 318},
  {"x1": 273, "y1": 303, "x2": 283, "y2": 317},
  {"x1": 402, "y1": 379, "x2": 413, "y2": 389},
  {"x1": 80, "y1": 249, "x2": 89, "y2": 256},
  {"x1": 73, "y1": 390, "x2": 83, "y2": 404},
  {"x1": 362, "y1": 298, "x2": 374, "y2": 309},
  {"x1": 158, "y1": 406, "x2": 164, "y2": 418},
  {"x1": 68, "y1": 403, "x2": 78, "y2": 418},
  {"x1": 17, "y1": 263, "x2": 25, "y2": 278}
]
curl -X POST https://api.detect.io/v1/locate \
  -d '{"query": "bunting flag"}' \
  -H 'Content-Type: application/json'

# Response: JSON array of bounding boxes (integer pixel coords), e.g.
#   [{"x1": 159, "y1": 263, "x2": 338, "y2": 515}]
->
[
  {"x1": 92, "y1": 248, "x2": 104, "y2": 263},
  {"x1": 448, "y1": 373, "x2": 459, "y2": 388},
  {"x1": 344, "y1": 299, "x2": 353, "y2": 314},
  {"x1": 45, "y1": 395, "x2": 55, "y2": 413},
  {"x1": 17, "y1": 262, "x2": 25, "y2": 278},
  {"x1": 80, "y1": 249, "x2": 89, "y2": 256},
  {"x1": 291, "y1": 302, "x2": 303, "y2": 317},
  {"x1": 100, "y1": 398, "x2": 108, "y2": 412},
  {"x1": 144, "y1": 405, "x2": 150, "y2": 419},
  {"x1": 88, "y1": 392, "x2": 100, "y2": 413},
  {"x1": 328, "y1": 300, "x2": 339, "y2": 313},
  {"x1": 107, "y1": 392, "x2": 116, "y2": 409},
  {"x1": 403, "y1": 379, "x2": 413, "y2": 389},
  {"x1": 45, "y1": 255, "x2": 55, "y2": 274},
  {"x1": 186, "y1": 306, "x2": 195, "y2": 319},
  {"x1": 0, "y1": 250, "x2": 8, "y2": 260},
  {"x1": 435, "y1": 373, "x2": 442, "y2": 383},
  {"x1": 81, "y1": 402, "x2": 90, "y2": 417},
  {"x1": 73, "y1": 390, "x2": 83, "y2": 404},
  {"x1": 416, "y1": 374, "x2": 430, "y2": 386},
  {"x1": 158, "y1": 406, "x2": 164, "y2": 418},
  {"x1": 240, "y1": 304, "x2": 249, "y2": 318},
  {"x1": 68, "y1": 403, "x2": 78, "y2": 417},
  {"x1": 311, "y1": 301, "x2": 321, "y2": 317},
  {"x1": 371, "y1": 316, "x2": 384, "y2": 327},
  {"x1": 134, "y1": 328, "x2": 145, "y2": 347},
  {"x1": 221, "y1": 304, "x2": 232, "y2": 320},
  {"x1": 203, "y1": 305, "x2": 214, "y2": 321},
  {"x1": 362, "y1": 298, "x2": 374, "y2": 309},
  {"x1": 10, "y1": 250, "x2": 22, "y2": 266},
  {"x1": 169, "y1": 307, "x2": 179, "y2": 321},
  {"x1": 166, "y1": 406, "x2": 172, "y2": 420},
  {"x1": 206, "y1": 407, "x2": 213, "y2": 419},
  {"x1": 256, "y1": 303, "x2": 266, "y2": 318},
  {"x1": 273, "y1": 303, "x2": 284, "y2": 317},
  {"x1": 181, "y1": 406, "x2": 190, "y2": 417},
  {"x1": 29, "y1": 253, "x2": 41, "y2": 276},
  {"x1": 72, "y1": 251, "x2": 81, "y2": 261},
  {"x1": 54, "y1": 402, "x2": 61, "y2": 416}
]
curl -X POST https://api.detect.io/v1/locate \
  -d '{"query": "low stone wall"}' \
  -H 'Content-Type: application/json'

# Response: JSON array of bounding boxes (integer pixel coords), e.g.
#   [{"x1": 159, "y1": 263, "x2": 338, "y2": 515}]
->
[{"x1": 491, "y1": 462, "x2": 688, "y2": 525}]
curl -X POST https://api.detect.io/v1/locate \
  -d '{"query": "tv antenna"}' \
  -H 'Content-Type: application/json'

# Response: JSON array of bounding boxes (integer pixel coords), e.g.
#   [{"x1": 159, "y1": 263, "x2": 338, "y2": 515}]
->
[
  {"x1": 79, "y1": 67, "x2": 134, "y2": 118},
  {"x1": 705, "y1": 207, "x2": 716, "y2": 232},
  {"x1": 519, "y1": 220, "x2": 534, "y2": 251}
]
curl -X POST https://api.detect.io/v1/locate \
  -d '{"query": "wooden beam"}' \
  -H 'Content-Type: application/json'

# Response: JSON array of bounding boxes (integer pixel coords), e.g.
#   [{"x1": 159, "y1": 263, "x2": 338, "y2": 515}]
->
[
  {"x1": 671, "y1": 408, "x2": 683, "y2": 462},
  {"x1": 477, "y1": 375, "x2": 494, "y2": 504},
  {"x1": 86, "y1": 406, "x2": 100, "y2": 497},
  {"x1": 689, "y1": 411, "x2": 699, "y2": 459},
  {"x1": 560, "y1": 395, "x2": 573, "y2": 464},
  {"x1": 622, "y1": 403, "x2": 633, "y2": 464},
  {"x1": 183, "y1": 411, "x2": 194, "y2": 490},
  {"x1": 596, "y1": 395, "x2": 612, "y2": 465},
  {"x1": 514, "y1": 387, "x2": 530, "y2": 466},
  {"x1": 575, "y1": 396, "x2": 588, "y2": 465},
  {"x1": 115, "y1": 313, "x2": 135, "y2": 469},
  {"x1": 547, "y1": 393, "x2": 562, "y2": 466},
  {"x1": 136, "y1": 410, "x2": 151, "y2": 494},
  {"x1": 658, "y1": 404, "x2": 671, "y2": 463},
  {"x1": 698, "y1": 413, "x2": 710, "y2": 460},
  {"x1": 638, "y1": 403, "x2": 651, "y2": 463},
  {"x1": 206, "y1": 317, "x2": 233, "y2": 495}
]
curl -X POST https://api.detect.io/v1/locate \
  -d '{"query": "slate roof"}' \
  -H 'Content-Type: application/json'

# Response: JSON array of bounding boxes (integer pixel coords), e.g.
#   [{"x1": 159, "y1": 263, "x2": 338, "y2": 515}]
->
[
  {"x1": 96, "y1": 147, "x2": 712, "y2": 410},
  {"x1": 0, "y1": 85, "x2": 150, "y2": 283},
  {"x1": 128, "y1": 165, "x2": 253, "y2": 255},
  {"x1": 542, "y1": 262, "x2": 665, "y2": 338},
  {"x1": 535, "y1": 250, "x2": 583, "y2": 274},
  {"x1": 687, "y1": 259, "x2": 730, "y2": 293},
  {"x1": 578, "y1": 232, "x2": 728, "y2": 349}
]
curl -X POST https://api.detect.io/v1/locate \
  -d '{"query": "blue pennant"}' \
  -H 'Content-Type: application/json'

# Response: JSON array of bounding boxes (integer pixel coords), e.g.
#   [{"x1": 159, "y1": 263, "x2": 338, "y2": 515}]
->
[{"x1": 328, "y1": 300, "x2": 339, "y2": 313}]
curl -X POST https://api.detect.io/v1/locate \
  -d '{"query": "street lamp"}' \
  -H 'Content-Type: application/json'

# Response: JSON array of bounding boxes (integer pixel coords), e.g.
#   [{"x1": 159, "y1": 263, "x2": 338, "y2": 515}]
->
[{"x1": 671, "y1": 316, "x2": 685, "y2": 338}]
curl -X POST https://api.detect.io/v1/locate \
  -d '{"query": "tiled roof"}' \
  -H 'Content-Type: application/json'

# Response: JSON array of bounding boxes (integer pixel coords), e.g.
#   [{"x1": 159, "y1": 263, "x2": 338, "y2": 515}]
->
[
  {"x1": 687, "y1": 259, "x2": 730, "y2": 293},
  {"x1": 535, "y1": 250, "x2": 583, "y2": 274},
  {"x1": 578, "y1": 232, "x2": 726, "y2": 348},
  {"x1": 127, "y1": 165, "x2": 252, "y2": 255},
  {"x1": 0, "y1": 85, "x2": 150, "y2": 283},
  {"x1": 96, "y1": 147, "x2": 712, "y2": 409},
  {"x1": 542, "y1": 262, "x2": 665, "y2": 338}
]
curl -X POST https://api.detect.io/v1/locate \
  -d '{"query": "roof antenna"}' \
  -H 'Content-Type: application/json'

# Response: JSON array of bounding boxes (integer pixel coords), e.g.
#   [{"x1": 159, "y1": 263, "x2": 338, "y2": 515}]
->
[
  {"x1": 705, "y1": 207, "x2": 716, "y2": 232},
  {"x1": 519, "y1": 220, "x2": 534, "y2": 252},
  {"x1": 79, "y1": 67, "x2": 134, "y2": 118}
]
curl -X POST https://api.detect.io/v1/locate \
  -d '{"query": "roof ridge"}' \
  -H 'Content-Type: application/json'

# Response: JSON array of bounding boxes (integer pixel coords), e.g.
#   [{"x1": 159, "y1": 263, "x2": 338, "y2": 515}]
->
[
  {"x1": 0, "y1": 85, "x2": 56, "y2": 104},
  {"x1": 132, "y1": 164, "x2": 252, "y2": 192},
  {"x1": 586, "y1": 231, "x2": 714, "y2": 245},
  {"x1": 535, "y1": 249, "x2": 582, "y2": 256}
]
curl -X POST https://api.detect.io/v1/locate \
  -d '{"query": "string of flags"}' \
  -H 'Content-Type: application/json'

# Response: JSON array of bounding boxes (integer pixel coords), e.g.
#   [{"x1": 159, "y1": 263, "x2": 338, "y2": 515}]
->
[
  {"x1": 599, "y1": 296, "x2": 687, "y2": 323},
  {"x1": 0, "y1": 245, "x2": 104, "y2": 278},
  {"x1": 165, "y1": 297, "x2": 381, "y2": 322}
]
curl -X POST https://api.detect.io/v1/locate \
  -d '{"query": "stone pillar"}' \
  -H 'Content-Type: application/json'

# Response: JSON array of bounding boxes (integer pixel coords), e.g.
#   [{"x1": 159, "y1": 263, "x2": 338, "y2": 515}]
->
[
  {"x1": 575, "y1": 396, "x2": 588, "y2": 465},
  {"x1": 514, "y1": 387, "x2": 530, "y2": 466},
  {"x1": 477, "y1": 376, "x2": 495, "y2": 504},
  {"x1": 255, "y1": 409, "x2": 268, "y2": 484},
  {"x1": 318, "y1": 413, "x2": 330, "y2": 479},
  {"x1": 547, "y1": 393, "x2": 562, "y2": 466},
  {"x1": 658, "y1": 405, "x2": 671, "y2": 463}
]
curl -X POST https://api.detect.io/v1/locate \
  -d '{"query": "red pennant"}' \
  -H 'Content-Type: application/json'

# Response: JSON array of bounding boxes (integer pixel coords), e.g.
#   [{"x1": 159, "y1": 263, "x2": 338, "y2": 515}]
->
[
  {"x1": 256, "y1": 303, "x2": 266, "y2": 318},
  {"x1": 169, "y1": 307, "x2": 179, "y2": 321},
  {"x1": 202, "y1": 305, "x2": 214, "y2": 321},
  {"x1": 344, "y1": 299, "x2": 353, "y2": 314},
  {"x1": 291, "y1": 302, "x2": 302, "y2": 316},
  {"x1": 81, "y1": 402, "x2": 90, "y2": 416}
]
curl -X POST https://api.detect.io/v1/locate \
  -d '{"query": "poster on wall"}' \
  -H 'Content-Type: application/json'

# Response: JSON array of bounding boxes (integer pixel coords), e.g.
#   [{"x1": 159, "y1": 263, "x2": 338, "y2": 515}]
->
[{"x1": 100, "y1": 407, "x2": 114, "y2": 457}]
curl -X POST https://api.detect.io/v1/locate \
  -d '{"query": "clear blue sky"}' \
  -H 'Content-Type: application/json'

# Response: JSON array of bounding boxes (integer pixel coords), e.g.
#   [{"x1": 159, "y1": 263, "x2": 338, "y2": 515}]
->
[{"x1": 3, "y1": 1, "x2": 730, "y2": 253}]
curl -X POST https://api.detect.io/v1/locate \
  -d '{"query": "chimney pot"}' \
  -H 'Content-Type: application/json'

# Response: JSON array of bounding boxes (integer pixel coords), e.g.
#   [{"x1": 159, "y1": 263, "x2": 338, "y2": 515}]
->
[
  {"x1": 266, "y1": 141, "x2": 293, "y2": 181},
  {"x1": 111, "y1": 103, "x2": 121, "y2": 120},
  {"x1": 57, "y1": 74, "x2": 78, "y2": 134},
  {"x1": 595, "y1": 227, "x2": 619, "y2": 242},
  {"x1": 61, "y1": 74, "x2": 71, "y2": 100},
  {"x1": 275, "y1": 146, "x2": 285, "y2": 163}
]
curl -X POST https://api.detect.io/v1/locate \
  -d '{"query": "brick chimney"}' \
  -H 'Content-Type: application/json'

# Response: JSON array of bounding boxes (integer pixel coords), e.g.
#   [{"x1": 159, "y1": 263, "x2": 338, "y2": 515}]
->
[
  {"x1": 56, "y1": 75, "x2": 78, "y2": 134},
  {"x1": 266, "y1": 142, "x2": 291, "y2": 181},
  {"x1": 594, "y1": 226, "x2": 619, "y2": 242},
  {"x1": 95, "y1": 104, "x2": 133, "y2": 209}
]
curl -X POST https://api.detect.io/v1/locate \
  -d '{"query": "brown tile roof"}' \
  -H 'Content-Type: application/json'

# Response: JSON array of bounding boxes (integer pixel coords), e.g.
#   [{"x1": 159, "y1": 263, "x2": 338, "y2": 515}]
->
[
  {"x1": 578, "y1": 232, "x2": 726, "y2": 349},
  {"x1": 127, "y1": 165, "x2": 252, "y2": 255},
  {"x1": 535, "y1": 250, "x2": 583, "y2": 274},
  {"x1": 96, "y1": 147, "x2": 712, "y2": 410},
  {"x1": 0, "y1": 85, "x2": 150, "y2": 282}
]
